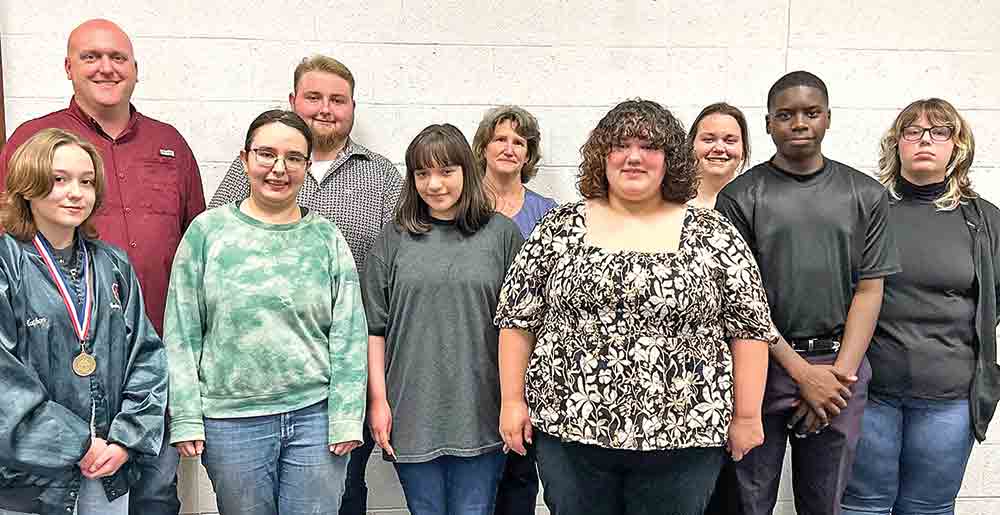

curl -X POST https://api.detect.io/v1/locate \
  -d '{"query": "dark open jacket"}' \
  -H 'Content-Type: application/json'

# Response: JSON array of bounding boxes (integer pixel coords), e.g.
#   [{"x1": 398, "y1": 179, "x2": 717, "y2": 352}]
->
[
  {"x1": 961, "y1": 197, "x2": 1000, "y2": 441},
  {"x1": 0, "y1": 233, "x2": 167, "y2": 514}
]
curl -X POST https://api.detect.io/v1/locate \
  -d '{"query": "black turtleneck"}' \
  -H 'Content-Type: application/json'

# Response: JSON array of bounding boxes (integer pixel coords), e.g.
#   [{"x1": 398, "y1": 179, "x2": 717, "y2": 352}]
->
[{"x1": 869, "y1": 177, "x2": 976, "y2": 399}]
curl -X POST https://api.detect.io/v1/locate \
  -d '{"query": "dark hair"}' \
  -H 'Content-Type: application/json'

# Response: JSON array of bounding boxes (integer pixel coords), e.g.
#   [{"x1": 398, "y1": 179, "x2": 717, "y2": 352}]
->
[
  {"x1": 243, "y1": 109, "x2": 314, "y2": 157},
  {"x1": 578, "y1": 99, "x2": 698, "y2": 204},
  {"x1": 396, "y1": 124, "x2": 493, "y2": 235},
  {"x1": 767, "y1": 71, "x2": 829, "y2": 110},
  {"x1": 471, "y1": 105, "x2": 542, "y2": 183},
  {"x1": 1, "y1": 128, "x2": 105, "y2": 241},
  {"x1": 687, "y1": 102, "x2": 752, "y2": 171}
]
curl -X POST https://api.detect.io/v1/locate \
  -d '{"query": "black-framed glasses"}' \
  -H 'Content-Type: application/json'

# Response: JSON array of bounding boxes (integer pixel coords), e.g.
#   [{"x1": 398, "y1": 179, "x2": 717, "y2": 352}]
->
[
  {"x1": 901, "y1": 125, "x2": 954, "y2": 142},
  {"x1": 250, "y1": 148, "x2": 309, "y2": 171}
]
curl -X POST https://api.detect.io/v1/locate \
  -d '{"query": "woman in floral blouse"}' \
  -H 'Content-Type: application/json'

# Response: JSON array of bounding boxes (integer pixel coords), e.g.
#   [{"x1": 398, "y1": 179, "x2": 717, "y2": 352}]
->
[{"x1": 494, "y1": 99, "x2": 773, "y2": 515}]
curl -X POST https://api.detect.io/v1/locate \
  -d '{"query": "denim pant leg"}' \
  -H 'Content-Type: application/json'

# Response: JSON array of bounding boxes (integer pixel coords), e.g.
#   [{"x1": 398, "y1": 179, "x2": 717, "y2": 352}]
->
[
  {"x1": 339, "y1": 423, "x2": 375, "y2": 515},
  {"x1": 444, "y1": 451, "x2": 506, "y2": 515},
  {"x1": 394, "y1": 458, "x2": 449, "y2": 515},
  {"x1": 276, "y1": 401, "x2": 350, "y2": 515},
  {"x1": 841, "y1": 395, "x2": 904, "y2": 515},
  {"x1": 201, "y1": 413, "x2": 281, "y2": 515},
  {"x1": 76, "y1": 478, "x2": 129, "y2": 515},
  {"x1": 395, "y1": 451, "x2": 506, "y2": 515},
  {"x1": 128, "y1": 415, "x2": 181, "y2": 515},
  {"x1": 894, "y1": 398, "x2": 974, "y2": 515},
  {"x1": 493, "y1": 444, "x2": 539, "y2": 515}
]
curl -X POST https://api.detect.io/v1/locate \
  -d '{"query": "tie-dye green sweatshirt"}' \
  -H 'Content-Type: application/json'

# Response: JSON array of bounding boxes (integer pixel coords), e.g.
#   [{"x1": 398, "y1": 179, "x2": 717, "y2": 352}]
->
[{"x1": 164, "y1": 203, "x2": 368, "y2": 445}]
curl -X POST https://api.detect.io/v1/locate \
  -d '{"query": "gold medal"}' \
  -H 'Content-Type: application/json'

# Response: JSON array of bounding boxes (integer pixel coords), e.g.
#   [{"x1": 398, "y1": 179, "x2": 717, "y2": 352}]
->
[{"x1": 72, "y1": 352, "x2": 97, "y2": 377}]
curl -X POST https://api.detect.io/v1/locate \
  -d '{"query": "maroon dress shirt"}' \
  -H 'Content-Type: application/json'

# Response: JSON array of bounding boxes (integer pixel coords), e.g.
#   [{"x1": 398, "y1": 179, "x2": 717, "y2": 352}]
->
[{"x1": 0, "y1": 97, "x2": 206, "y2": 334}]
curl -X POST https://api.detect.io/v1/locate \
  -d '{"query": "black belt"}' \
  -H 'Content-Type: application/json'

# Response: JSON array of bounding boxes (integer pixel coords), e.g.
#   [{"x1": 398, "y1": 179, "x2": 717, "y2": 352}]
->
[{"x1": 788, "y1": 337, "x2": 841, "y2": 356}]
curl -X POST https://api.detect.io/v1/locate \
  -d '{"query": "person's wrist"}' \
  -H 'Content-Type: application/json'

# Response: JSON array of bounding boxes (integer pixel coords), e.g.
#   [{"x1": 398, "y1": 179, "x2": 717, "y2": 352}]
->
[
  {"x1": 787, "y1": 358, "x2": 813, "y2": 384},
  {"x1": 831, "y1": 360, "x2": 856, "y2": 378},
  {"x1": 501, "y1": 393, "x2": 527, "y2": 405},
  {"x1": 732, "y1": 413, "x2": 761, "y2": 423}
]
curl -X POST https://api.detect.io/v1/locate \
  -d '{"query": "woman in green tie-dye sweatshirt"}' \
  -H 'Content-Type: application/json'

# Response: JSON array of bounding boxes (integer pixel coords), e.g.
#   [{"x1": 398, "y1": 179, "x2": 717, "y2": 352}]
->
[{"x1": 162, "y1": 110, "x2": 367, "y2": 515}]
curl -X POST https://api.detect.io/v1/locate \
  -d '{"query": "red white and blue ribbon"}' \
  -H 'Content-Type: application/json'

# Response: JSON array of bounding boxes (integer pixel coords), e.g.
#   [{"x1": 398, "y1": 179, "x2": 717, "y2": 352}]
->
[{"x1": 32, "y1": 234, "x2": 92, "y2": 343}]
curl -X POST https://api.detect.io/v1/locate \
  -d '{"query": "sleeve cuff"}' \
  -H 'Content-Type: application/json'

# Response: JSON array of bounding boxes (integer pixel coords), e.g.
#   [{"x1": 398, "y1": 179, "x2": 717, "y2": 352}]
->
[
  {"x1": 328, "y1": 419, "x2": 363, "y2": 446},
  {"x1": 169, "y1": 417, "x2": 206, "y2": 445}
]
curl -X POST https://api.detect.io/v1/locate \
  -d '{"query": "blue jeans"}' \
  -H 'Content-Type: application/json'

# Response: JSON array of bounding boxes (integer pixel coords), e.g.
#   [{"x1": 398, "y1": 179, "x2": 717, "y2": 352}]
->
[
  {"x1": 77, "y1": 478, "x2": 129, "y2": 515},
  {"x1": 201, "y1": 400, "x2": 350, "y2": 515},
  {"x1": 841, "y1": 395, "x2": 974, "y2": 515},
  {"x1": 393, "y1": 451, "x2": 506, "y2": 515}
]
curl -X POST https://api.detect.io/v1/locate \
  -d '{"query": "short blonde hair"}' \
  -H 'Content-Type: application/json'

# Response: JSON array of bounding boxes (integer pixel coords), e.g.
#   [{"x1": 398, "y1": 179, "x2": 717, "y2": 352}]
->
[
  {"x1": 879, "y1": 98, "x2": 976, "y2": 211},
  {"x1": 293, "y1": 55, "x2": 356, "y2": 97},
  {"x1": 1, "y1": 128, "x2": 105, "y2": 241}
]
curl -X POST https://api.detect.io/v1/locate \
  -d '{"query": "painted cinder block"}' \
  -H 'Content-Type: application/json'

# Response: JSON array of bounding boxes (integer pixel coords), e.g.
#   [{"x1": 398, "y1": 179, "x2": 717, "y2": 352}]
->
[
  {"x1": 786, "y1": 49, "x2": 1000, "y2": 110},
  {"x1": 397, "y1": 0, "x2": 670, "y2": 47},
  {"x1": 137, "y1": 38, "x2": 257, "y2": 101},
  {"x1": 665, "y1": 0, "x2": 790, "y2": 49},
  {"x1": 1, "y1": 35, "x2": 68, "y2": 99},
  {"x1": 789, "y1": 0, "x2": 999, "y2": 51},
  {"x1": 723, "y1": 48, "x2": 788, "y2": 108}
]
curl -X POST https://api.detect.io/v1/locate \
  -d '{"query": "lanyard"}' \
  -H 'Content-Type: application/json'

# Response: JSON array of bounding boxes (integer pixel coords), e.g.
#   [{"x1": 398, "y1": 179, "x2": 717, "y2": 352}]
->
[{"x1": 33, "y1": 233, "x2": 96, "y2": 376}]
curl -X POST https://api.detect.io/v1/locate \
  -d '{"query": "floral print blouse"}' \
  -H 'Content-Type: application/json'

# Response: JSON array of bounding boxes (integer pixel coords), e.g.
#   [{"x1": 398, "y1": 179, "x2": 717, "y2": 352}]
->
[{"x1": 495, "y1": 201, "x2": 773, "y2": 451}]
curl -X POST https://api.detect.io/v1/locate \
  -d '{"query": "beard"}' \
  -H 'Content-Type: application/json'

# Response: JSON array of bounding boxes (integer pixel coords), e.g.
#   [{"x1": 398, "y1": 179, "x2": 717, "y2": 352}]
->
[{"x1": 312, "y1": 129, "x2": 347, "y2": 154}]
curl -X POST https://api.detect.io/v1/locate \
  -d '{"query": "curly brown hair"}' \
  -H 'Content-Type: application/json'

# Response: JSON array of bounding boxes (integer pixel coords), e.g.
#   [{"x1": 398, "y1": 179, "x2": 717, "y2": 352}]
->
[{"x1": 578, "y1": 99, "x2": 698, "y2": 203}]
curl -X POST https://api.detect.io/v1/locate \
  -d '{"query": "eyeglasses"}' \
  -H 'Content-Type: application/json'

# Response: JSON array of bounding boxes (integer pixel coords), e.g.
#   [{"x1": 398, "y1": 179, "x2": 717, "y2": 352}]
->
[
  {"x1": 900, "y1": 125, "x2": 954, "y2": 142},
  {"x1": 250, "y1": 148, "x2": 309, "y2": 171}
]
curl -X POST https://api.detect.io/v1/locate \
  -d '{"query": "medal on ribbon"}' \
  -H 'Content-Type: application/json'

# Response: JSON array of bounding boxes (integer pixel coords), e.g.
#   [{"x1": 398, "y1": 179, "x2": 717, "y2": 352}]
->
[{"x1": 32, "y1": 234, "x2": 94, "y2": 377}]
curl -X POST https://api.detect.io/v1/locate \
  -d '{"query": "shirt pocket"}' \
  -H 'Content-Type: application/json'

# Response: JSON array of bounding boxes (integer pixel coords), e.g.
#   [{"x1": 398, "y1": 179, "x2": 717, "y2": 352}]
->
[{"x1": 136, "y1": 157, "x2": 181, "y2": 216}]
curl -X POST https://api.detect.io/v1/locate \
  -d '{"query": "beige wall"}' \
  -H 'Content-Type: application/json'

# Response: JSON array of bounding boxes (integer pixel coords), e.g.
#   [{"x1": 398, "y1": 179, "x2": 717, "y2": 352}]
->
[{"x1": 3, "y1": 1, "x2": 1000, "y2": 513}]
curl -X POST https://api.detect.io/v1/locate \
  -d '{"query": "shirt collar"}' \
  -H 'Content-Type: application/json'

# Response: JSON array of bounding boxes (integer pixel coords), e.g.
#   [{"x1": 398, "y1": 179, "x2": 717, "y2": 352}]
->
[{"x1": 67, "y1": 96, "x2": 141, "y2": 142}]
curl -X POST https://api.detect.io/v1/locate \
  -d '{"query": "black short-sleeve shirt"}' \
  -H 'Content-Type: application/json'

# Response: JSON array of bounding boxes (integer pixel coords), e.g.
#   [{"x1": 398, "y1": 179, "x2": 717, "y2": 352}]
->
[{"x1": 715, "y1": 158, "x2": 900, "y2": 340}]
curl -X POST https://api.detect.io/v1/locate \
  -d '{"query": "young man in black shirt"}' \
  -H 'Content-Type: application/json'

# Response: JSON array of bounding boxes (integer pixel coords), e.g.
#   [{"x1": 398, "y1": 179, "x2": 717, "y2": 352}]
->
[{"x1": 715, "y1": 71, "x2": 899, "y2": 515}]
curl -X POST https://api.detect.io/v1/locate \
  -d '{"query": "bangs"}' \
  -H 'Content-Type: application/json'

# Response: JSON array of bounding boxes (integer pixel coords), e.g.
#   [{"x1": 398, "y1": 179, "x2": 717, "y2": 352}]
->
[
  {"x1": 897, "y1": 100, "x2": 960, "y2": 131},
  {"x1": 603, "y1": 107, "x2": 671, "y2": 148},
  {"x1": 407, "y1": 131, "x2": 465, "y2": 171}
]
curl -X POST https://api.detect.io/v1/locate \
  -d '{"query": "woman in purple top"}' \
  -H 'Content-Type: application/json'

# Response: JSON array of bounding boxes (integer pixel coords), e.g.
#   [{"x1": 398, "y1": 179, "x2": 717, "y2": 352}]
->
[
  {"x1": 471, "y1": 106, "x2": 556, "y2": 513},
  {"x1": 473, "y1": 106, "x2": 558, "y2": 240}
]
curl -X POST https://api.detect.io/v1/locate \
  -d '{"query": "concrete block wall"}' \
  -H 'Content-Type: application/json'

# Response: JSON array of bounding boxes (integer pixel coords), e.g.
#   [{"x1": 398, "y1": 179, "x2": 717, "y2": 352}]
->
[{"x1": 2, "y1": 1, "x2": 999, "y2": 513}]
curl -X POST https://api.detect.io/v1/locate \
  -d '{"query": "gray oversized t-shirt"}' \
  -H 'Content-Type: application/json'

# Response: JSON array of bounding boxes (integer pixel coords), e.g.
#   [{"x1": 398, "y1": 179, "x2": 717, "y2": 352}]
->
[{"x1": 363, "y1": 215, "x2": 524, "y2": 462}]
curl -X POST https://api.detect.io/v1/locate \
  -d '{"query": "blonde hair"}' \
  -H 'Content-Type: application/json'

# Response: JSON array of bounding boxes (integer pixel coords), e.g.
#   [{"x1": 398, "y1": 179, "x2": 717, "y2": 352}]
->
[
  {"x1": 293, "y1": 55, "x2": 355, "y2": 97},
  {"x1": 1, "y1": 128, "x2": 105, "y2": 240},
  {"x1": 879, "y1": 98, "x2": 976, "y2": 211}
]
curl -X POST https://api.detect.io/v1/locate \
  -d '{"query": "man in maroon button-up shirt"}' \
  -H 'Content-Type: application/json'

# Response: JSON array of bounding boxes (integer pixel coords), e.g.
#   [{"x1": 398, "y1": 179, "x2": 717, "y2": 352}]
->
[{"x1": 0, "y1": 19, "x2": 204, "y2": 515}]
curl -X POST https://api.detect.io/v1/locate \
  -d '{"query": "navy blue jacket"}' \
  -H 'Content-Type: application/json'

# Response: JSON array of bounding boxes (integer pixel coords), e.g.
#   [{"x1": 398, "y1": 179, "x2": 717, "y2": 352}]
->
[{"x1": 0, "y1": 233, "x2": 167, "y2": 514}]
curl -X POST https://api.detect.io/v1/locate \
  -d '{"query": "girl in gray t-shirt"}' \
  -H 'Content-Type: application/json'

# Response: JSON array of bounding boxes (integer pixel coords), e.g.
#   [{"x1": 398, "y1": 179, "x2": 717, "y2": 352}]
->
[{"x1": 363, "y1": 123, "x2": 523, "y2": 515}]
